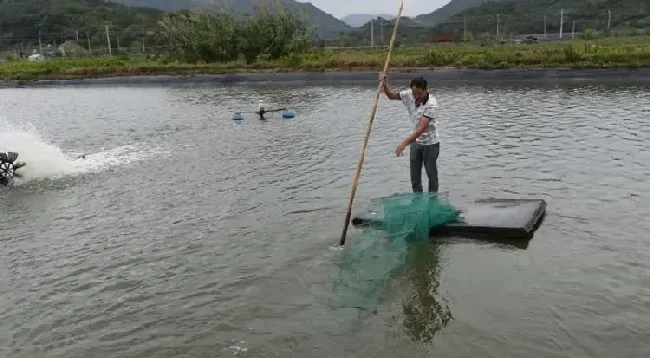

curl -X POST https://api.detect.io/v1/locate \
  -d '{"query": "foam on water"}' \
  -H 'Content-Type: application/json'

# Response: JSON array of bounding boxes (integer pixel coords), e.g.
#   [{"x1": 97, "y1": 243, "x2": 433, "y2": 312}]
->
[
  {"x1": 0, "y1": 118, "x2": 168, "y2": 186},
  {"x1": 0, "y1": 119, "x2": 82, "y2": 183},
  {"x1": 76, "y1": 144, "x2": 166, "y2": 170}
]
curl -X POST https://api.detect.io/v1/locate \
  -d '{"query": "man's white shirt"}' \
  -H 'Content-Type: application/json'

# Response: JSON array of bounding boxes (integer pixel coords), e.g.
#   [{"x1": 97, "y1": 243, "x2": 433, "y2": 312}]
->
[{"x1": 398, "y1": 89, "x2": 439, "y2": 145}]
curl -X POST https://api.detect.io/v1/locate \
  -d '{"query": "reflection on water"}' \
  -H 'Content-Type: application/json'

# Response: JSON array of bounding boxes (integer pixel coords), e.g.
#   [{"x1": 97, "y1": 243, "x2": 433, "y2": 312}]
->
[{"x1": 401, "y1": 242, "x2": 453, "y2": 343}]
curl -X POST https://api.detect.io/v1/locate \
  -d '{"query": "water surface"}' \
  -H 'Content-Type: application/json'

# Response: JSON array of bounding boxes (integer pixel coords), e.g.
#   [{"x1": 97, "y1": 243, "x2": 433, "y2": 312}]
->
[{"x1": 1, "y1": 81, "x2": 649, "y2": 358}]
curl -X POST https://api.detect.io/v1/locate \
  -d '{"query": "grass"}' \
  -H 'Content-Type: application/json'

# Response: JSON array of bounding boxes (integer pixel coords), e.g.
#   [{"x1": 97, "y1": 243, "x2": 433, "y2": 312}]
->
[{"x1": 2, "y1": 36, "x2": 650, "y2": 81}]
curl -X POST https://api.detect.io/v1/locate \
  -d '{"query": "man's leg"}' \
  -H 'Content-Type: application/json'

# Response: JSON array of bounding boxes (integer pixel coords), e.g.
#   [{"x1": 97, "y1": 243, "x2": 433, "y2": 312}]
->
[
  {"x1": 409, "y1": 142, "x2": 424, "y2": 192},
  {"x1": 422, "y1": 143, "x2": 440, "y2": 193}
]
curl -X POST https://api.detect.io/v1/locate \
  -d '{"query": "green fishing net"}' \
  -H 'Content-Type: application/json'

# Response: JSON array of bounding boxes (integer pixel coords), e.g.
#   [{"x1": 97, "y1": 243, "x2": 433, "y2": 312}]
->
[{"x1": 328, "y1": 192, "x2": 462, "y2": 312}]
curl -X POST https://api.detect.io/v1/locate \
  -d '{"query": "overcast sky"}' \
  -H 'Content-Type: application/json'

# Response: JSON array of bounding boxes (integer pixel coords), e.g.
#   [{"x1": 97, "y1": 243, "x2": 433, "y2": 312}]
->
[{"x1": 299, "y1": 0, "x2": 450, "y2": 18}]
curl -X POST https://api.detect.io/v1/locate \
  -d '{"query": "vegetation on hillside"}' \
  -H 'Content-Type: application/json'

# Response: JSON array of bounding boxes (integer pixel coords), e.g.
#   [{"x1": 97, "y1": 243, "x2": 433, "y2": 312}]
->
[
  {"x1": 338, "y1": 16, "x2": 434, "y2": 47},
  {"x1": 107, "y1": 0, "x2": 352, "y2": 39},
  {"x1": 107, "y1": 0, "x2": 202, "y2": 12},
  {"x1": 431, "y1": 0, "x2": 650, "y2": 38},
  {"x1": 0, "y1": 0, "x2": 163, "y2": 54},
  {"x1": 2, "y1": 0, "x2": 650, "y2": 66},
  {"x1": 2, "y1": 36, "x2": 650, "y2": 81},
  {"x1": 0, "y1": 0, "x2": 312, "y2": 60},
  {"x1": 415, "y1": 0, "x2": 520, "y2": 25},
  {"x1": 341, "y1": 0, "x2": 650, "y2": 45},
  {"x1": 341, "y1": 13, "x2": 396, "y2": 27}
]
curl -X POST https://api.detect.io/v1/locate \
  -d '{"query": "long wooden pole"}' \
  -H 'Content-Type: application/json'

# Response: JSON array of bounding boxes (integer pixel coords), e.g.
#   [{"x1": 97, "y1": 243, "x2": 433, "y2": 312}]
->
[{"x1": 339, "y1": 0, "x2": 404, "y2": 246}]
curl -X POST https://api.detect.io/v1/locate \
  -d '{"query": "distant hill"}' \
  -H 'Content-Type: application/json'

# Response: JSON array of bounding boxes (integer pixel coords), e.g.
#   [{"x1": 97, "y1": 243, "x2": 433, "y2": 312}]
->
[
  {"x1": 108, "y1": 0, "x2": 353, "y2": 39},
  {"x1": 341, "y1": 13, "x2": 396, "y2": 27},
  {"x1": 429, "y1": 0, "x2": 649, "y2": 37},
  {"x1": 415, "y1": 0, "x2": 520, "y2": 25}
]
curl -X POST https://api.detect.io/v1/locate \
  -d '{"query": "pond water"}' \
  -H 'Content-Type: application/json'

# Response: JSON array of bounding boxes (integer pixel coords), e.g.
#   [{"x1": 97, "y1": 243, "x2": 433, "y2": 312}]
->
[{"x1": 0, "y1": 80, "x2": 649, "y2": 358}]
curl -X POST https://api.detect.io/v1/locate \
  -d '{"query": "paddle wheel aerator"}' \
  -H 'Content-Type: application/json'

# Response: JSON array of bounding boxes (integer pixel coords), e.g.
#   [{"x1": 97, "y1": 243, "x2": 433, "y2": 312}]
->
[{"x1": 0, "y1": 152, "x2": 26, "y2": 186}]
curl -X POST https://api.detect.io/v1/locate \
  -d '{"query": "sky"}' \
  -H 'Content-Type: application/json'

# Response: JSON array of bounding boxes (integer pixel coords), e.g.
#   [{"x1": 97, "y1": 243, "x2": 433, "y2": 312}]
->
[{"x1": 298, "y1": 0, "x2": 450, "y2": 18}]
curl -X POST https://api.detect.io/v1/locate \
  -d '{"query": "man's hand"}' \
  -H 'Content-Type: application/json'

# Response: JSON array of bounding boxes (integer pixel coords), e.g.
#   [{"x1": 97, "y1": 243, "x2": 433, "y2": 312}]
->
[
  {"x1": 380, "y1": 72, "x2": 400, "y2": 100},
  {"x1": 395, "y1": 141, "x2": 407, "y2": 157}
]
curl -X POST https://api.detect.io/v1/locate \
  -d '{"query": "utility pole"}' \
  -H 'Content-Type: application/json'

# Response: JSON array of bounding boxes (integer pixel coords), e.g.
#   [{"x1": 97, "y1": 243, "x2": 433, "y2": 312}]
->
[
  {"x1": 141, "y1": 26, "x2": 145, "y2": 53},
  {"x1": 496, "y1": 14, "x2": 500, "y2": 37},
  {"x1": 76, "y1": 29, "x2": 79, "y2": 43},
  {"x1": 370, "y1": 18, "x2": 374, "y2": 47},
  {"x1": 105, "y1": 25, "x2": 112, "y2": 56},
  {"x1": 38, "y1": 30, "x2": 42, "y2": 54},
  {"x1": 86, "y1": 31, "x2": 92, "y2": 55},
  {"x1": 463, "y1": 17, "x2": 467, "y2": 42},
  {"x1": 607, "y1": 10, "x2": 611, "y2": 29},
  {"x1": 544, "y1": 15, "x2": 547, "y2": 39},
  {"x1": 571, "y1": 21, "x2": 575, "y2": 40},
  {"x1": 380, "y1": 18, "x2": 384, "y2": 45},
  {"x1": 559, "y1": 9, "x2": 564, "y2": 40}
]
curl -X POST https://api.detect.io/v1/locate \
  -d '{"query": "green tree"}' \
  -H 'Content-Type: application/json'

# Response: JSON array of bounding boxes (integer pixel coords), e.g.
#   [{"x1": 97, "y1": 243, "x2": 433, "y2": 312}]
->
[{"x1": 155, "y1": 6, "x2": 309, "y2": 64}]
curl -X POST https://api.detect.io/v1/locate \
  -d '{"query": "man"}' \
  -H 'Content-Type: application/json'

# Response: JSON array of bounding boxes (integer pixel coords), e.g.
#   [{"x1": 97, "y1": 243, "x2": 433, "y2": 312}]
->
[{"x1": 379, "y1": 72, "x2": 439, "y2": 193}]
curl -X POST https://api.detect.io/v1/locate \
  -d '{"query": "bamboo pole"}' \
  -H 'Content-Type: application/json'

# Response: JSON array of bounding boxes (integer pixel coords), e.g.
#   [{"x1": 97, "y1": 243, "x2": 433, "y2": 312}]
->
[{"x1": 339, "y1": 0, "x2": 404, "y2": 246}]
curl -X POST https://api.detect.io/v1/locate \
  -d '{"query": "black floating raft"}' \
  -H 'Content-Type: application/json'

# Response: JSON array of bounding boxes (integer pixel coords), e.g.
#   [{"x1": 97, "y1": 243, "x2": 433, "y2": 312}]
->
[{"x1": 351, "y1": 198, "x2": 546, "y2": 244}]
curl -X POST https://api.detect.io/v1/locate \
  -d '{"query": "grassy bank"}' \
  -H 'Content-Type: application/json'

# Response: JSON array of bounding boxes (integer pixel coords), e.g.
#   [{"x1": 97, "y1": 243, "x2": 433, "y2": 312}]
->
[{"x1": 2, "y1": 36, "x2": 650, "y2": 81}]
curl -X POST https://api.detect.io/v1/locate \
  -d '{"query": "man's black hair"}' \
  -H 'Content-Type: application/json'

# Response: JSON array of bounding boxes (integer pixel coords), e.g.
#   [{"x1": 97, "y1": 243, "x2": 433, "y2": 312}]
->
[{"x1": 409, "y1": 76, "x2": 428, "y2": 89}]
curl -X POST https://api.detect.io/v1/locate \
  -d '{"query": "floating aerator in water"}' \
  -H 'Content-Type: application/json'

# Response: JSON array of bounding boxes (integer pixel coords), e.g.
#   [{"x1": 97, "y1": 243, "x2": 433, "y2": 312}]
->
[
  {"x1": 232, "y1": 107, "x2": 295, "y2": 121},
  {"x1": 0, "y1": 151, "x2": 26, "y2": 186}
]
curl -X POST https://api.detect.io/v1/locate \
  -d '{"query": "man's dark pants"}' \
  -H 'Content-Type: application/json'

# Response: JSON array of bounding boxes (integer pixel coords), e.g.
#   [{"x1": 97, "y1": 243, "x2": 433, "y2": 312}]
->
[{"x1": 409, "y1": 142, "x2": 439, "y2": 193}]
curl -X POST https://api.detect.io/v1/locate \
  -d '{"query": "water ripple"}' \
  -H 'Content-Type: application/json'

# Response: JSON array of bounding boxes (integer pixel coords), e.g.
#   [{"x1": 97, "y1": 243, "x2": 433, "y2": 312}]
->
[{"x1": 1, "y1": 82, "x2": 650, "y2": 358}]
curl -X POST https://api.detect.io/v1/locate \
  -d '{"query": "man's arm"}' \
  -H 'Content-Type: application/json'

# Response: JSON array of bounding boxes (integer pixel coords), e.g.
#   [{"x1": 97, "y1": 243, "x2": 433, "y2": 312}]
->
[
  {"x1": 395, "y1": 103, "x2": 435, "y2": 156},
  {"x1": 400, "y1": 116, "x2": 431, "y2": 147},
  {"x1": 401, "y1": 103, "x2": 435, "y2": 147}
]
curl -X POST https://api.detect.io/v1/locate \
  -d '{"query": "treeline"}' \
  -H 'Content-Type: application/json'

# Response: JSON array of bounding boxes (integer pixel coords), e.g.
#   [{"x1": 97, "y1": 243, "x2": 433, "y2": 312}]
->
[
  {"x1": 156, "y1": 10, "x2": 309, "y2": 63},
  {"x1": 0, "y1": 0, "x2": 310, "y2": 62},
  {"x1": 338, "y1": 0, "x2": 650, "y2": 46},
  {"x1": 3, "y1": 0, "x2": 649, "y2": 62},
  {"x1": 430, "y1": 0, "x2": 650, "y2": 37},
  {"x1": 0, "y1": 0, "x2": 163, "y2": 51}
]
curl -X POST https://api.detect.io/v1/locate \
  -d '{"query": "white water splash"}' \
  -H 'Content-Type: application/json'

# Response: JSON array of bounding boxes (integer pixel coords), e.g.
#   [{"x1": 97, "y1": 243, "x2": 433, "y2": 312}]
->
[
  {"x1": 73, "y1": 144, "x2": 168, "y2": 174},
  {"x1": 0, "y1": 119, "x2": 82, "y2": 183},
  {"x1": 0, "y1": 118, "x2": 168, "y2": 186}
]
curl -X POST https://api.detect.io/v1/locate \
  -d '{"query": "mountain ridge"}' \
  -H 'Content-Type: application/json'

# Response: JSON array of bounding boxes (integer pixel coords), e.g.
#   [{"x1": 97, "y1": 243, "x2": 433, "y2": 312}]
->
[{"x1": 415, "y1": 0, "x2": 519, "y2": 25}]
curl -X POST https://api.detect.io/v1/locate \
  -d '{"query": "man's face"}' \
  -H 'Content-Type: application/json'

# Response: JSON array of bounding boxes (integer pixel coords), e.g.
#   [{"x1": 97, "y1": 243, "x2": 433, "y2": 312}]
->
[{"x1": 411, "y1": 86, "x2": 427, "y2": 103}]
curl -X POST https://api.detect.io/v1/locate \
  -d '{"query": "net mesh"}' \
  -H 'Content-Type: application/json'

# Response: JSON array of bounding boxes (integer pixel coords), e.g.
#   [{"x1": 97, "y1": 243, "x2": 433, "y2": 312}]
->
[{"x1": 328, "y1": 192, "x2": 462, "y2": 312}]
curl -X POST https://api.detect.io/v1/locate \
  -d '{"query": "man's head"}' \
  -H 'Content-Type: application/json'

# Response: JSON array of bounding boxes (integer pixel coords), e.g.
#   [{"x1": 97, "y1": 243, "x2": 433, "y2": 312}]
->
[{"x1": 409, "y1": 76, "x2": 428, "y2": 103}]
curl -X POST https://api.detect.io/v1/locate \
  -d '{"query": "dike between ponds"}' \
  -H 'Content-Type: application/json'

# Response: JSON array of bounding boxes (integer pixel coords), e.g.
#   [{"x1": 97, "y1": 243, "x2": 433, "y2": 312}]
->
[{"x1": 3, "y1": 67, "x2": 650, "y2": 87}]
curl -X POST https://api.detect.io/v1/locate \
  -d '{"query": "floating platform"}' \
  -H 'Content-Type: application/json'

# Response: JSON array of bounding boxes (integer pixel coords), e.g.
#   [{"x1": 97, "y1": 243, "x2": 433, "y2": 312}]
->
[{"x1": 351, "y1": 198, "x2": 546, "y2": 249}]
